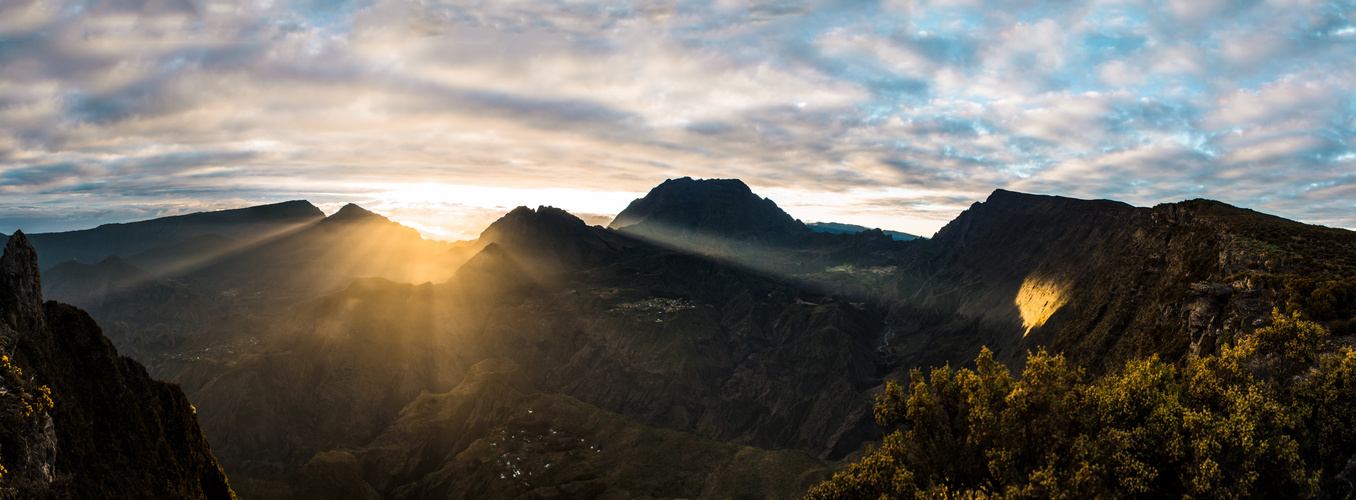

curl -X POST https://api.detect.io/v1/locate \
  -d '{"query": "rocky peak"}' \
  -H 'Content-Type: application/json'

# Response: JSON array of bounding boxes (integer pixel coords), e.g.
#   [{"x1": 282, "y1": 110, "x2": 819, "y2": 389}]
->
[
  {"x1": 474, "y1": 206, "x2": 629, "y2": 277},
  {"x1": 1, "y1": 230, "x2": 44, "y2": 331},
  {"x1": 479, "y1": 206, "x2": 589, "y2": 244},
  {"x1": 609, "y1": 177, "x2": 808, "y2": 243}
]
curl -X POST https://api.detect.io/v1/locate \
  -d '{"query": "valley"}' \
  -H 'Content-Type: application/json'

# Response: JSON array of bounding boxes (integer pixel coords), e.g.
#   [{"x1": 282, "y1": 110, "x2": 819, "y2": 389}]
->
[{"x1": 3, "y1": 177, "x2": 1354, "y2": 498}]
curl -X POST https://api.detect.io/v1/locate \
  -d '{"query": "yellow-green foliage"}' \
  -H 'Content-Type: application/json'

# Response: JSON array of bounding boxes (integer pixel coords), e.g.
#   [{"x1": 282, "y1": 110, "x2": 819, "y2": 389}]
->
[
  {"x1": 1, "y1": 355, "x2": 53, "y2": 420},
  {"x1": 1253, "y1": 309, "x2": 1329, "y2": 365},
  {"x1": 1, "y1": 354, "x2": 55, "y2": 483},
  {"x1": 807, "y1": 317, "x2": 1353, "y2": 499}
]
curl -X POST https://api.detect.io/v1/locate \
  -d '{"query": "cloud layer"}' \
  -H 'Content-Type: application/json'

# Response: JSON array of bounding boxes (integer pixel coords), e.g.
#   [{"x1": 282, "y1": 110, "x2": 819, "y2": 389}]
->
[{"x1": 1, "y1": 0, "x2": 1353, "y2": 238}]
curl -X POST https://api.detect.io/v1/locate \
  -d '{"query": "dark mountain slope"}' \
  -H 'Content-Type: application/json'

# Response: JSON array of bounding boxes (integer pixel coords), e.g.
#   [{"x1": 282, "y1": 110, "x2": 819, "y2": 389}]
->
[
  {"x1": 38, "y1": 204, "x2": 464, "y2": 366},
  {"x1": 42, "y1": 255, "x2": 158, "y2": 312},
  {"x1": 807, "y1": 222, "x2": 921, "y2": 241},
  {"x1": 883, "y1": 190, "x2": 1356, "y2": 375},
  {"x1": 174, "y1": 203, "x2": 458, "y2": 301},
  {"x1": 238, "y1": 358, "x2": 832, "y2": 500},
  {"x1": 125, "y1": 234, "x2": 239, "y2": 278},
  {"x1": 611, "y1": 177, "x2": 809, "y2": 245},
  {"x1": 178, "y1": 207, "x2": 886, "y2": 491},
  {"x1": 610, "y1": 177, "x2": 914, "y2": 276},
  {"x1": 0, "y1": 232, "x2": 234, "y2": 498},
  {"x1": 5, "y1": 200, "x2": 324, "y2": 271}
]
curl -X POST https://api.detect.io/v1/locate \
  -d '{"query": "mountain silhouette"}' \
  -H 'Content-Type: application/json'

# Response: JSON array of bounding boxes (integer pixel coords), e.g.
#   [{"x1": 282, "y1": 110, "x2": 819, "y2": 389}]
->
[
  {"x1": 14, "y1": 180, "x2": 1356, "y2": 499},
  {"x1": 3, "y1": 200, "x2": 324, "y2": 271}
]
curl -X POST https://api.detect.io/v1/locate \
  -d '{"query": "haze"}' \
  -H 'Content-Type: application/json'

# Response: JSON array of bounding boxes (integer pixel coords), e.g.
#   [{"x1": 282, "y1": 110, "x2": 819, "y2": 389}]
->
[{"x1": 2, "y1": 0, "x2": 1355, "y2": 240}]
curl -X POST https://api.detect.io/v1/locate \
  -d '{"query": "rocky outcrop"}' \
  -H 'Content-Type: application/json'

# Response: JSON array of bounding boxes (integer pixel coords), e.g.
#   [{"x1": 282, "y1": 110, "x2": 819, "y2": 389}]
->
[
  {"x1": 0, "y1": 231, "x2": 234, "y2": 499},
  {"x1": 0, "y1": 233, "x2": 44, "y2": 333}
]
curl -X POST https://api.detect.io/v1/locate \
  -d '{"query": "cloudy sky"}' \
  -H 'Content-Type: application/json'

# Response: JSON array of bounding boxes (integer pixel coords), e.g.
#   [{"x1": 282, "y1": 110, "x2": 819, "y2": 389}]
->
[{"x1": 1, "y1": 0, "x2": 1354, "y2": 240}]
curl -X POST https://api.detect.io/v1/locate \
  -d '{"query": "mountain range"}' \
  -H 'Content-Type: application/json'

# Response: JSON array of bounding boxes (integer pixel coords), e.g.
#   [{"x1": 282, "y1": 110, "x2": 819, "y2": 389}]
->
[{"x1": 2, "y1": 177, "x2": 1352, "y2": 498}]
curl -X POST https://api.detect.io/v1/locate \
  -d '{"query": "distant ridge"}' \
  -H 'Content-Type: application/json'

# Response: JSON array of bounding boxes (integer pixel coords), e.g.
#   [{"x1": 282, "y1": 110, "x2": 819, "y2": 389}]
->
[
  {"x1": 807, "y1": 222, "x2": 921, "y2": 241},
  {"x1": 4, "y1": 200, "x2": 325, "y2": 270}
]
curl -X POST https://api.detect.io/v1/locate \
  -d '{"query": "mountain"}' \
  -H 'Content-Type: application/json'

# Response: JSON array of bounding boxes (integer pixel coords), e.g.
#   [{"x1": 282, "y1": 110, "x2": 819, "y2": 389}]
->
[
  {"x1": 168, "y1": 206, "x2": 885, "y2": 495},
  {"x1": 806, "y1": 222, "x2": 921, "y2": 241},
  {"x1": 237, "y1": 358, "x2": 832, "y2": 499},
  {"x1": 610, "y1": 177, "x2": 811, "y2": 245},
  {"x1": 39, "y1": 203, "x2": 463, "y2": 345},
  {"x1": 3, "y1": 201, "x2": 325, "y2": 271},
  {"x1": 124, "y1": 234, "x2": 240, "y2": 278},
  {"x1": 880, "y1": 189, "x2": 1356, "y2": 375},
  {"x1": 610, "y1": 177, "x2": 915, "y2": 276},
  {"x1": 0, "y1": 232, "x2": 234, "y2": 498},
  {"x1": 19, "y1": 182, "x2": 1356, "y2": 499}
]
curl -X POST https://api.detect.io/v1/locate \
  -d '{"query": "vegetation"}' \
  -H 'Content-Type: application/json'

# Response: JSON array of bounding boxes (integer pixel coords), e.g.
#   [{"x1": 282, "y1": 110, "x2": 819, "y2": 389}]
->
[
  {"x1": 0, "y1": 352, "x2": 55, "y2": 484},
  {"x1": 807, "y1": 310, "x2": 1355, "y2": 499}
]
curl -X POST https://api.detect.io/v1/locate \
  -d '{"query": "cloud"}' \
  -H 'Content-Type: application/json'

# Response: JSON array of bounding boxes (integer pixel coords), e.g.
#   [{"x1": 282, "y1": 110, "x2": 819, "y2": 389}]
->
[{"x1": 0, "y1": 0, "x2": 1354, "y2": 237}]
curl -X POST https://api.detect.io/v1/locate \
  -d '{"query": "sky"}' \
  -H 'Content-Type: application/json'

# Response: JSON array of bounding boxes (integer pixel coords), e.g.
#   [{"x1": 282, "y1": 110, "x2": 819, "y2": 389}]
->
[{"x1": 1, "y1": 0, "x2": 1354, "y2": 241}]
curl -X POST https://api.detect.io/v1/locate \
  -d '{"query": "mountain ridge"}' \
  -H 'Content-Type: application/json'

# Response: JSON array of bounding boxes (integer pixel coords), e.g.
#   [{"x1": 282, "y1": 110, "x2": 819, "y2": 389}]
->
[{"x1": 2, "y1": 201, "x2": 325, "y2": 271}]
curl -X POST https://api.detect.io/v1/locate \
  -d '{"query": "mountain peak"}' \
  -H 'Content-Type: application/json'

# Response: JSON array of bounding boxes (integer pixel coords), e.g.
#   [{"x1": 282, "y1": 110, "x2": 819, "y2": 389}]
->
[
  {"x1": 609, "y1": 177, "x2": 807, "y2": 244},
  {"x1": 0, "y1": 231, "x2": 44, "y2": 331},
  {"x1": 324, "y1": 203, "x2": 387, "y2": 224},
  {"x1": 655, "y1": 176, "x2": 754, "y2": 194},
  {"x1": 483, "y1": 206, "x2": 588, "y2": 240},
  {"x1": 934, "y1": 189, "x2": 1136, "y2": 249}
]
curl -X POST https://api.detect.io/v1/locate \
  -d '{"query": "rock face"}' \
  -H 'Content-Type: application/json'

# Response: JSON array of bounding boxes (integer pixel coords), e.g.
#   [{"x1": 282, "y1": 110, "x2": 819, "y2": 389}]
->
[
  {"x1": 0, "y1": 231, "x2": 234, "y2": 499},
  {"x1": 883, "y1": 190, "x2": 1356, "y2": 375}
]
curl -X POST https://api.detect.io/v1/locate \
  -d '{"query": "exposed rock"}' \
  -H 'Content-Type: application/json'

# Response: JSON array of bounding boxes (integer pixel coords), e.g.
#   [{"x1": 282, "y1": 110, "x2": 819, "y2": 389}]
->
[
  {"x1": 883, "y1": 190, "x2": 1355, "y2": 376},
  {"x1": 0, "y1": 232, "x2": 44, "y2": 333},
  {"x1": 0, "y1": 232, "x2": 234, "y2": 499}
]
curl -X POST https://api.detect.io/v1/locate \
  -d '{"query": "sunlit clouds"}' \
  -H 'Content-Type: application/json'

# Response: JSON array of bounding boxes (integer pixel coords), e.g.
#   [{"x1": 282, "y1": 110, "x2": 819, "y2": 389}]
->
[{"x1": 2, "y1": 0, "x2": 1355, "y2": 238}]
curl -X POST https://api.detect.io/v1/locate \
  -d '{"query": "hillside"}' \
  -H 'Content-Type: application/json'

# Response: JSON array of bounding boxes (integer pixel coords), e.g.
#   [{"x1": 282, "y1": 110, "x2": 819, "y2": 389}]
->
[
  {"x1": 166, "y1": 206, "x2": 885, "y2": 496},
  {"x1": 610, "y1": 177, "x2": 915, "y2": 277},
  {"x1": 2, "y1": 201, "x2": 324, "y2": 271},
  {"x1": 879, "y1": 190, "x2": 1356, "y2": 375},
  {"x1": 236, "y1": 358, "x2": 833, "y2": 499},
  {"x1": 0, "y1": 232, "x2": 234, "y2": 498},
  {"x1": 15, "y1": 180, "x2": 1356, "y2": 499},
  {"x1": 807, "y1": 222, "x2": 921, "y2": 241}
]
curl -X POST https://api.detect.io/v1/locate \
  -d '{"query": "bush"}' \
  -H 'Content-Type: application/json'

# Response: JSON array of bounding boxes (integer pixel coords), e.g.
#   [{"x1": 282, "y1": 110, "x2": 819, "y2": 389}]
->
[{"x1": 806, "y1": 326, "x2": 1355, "y2": 499}]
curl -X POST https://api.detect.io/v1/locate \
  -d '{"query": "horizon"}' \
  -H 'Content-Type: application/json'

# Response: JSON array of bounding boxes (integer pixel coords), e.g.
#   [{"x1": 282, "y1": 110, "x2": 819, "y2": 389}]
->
[
  {"x1": 4, "y1": 181, "x2": 1351, "y2": 244},
  {"x1": 3, "y1": 0, "x2": 1356, "y2": 239}
]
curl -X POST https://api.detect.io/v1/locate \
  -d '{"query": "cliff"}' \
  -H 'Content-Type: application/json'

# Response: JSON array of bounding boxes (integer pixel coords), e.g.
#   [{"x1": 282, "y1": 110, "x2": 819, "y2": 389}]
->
[{"x1": 0, "y1": 231, "x2": 234, "y2": 498}]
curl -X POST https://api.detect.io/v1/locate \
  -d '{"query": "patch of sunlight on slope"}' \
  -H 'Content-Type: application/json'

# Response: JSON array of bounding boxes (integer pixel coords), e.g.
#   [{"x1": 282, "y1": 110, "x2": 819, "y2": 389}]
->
[{"x1": 1016, "y1": 274, "x2": 1068, "y2": 337}]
